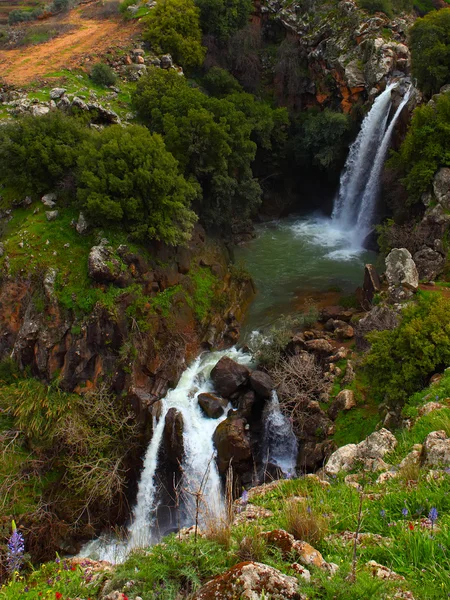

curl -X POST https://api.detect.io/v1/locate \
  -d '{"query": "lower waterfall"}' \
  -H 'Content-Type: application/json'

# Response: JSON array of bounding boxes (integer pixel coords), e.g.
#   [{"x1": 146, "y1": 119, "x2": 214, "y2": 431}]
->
[{"x1": 262, "y1": 390, "x2": 298, "y2": 479}]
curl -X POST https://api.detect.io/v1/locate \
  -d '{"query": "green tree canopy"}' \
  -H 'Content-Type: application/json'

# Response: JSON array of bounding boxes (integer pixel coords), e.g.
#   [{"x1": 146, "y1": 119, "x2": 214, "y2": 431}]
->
[
  {"x1": 410, "y1": 8, "x2": 450, "y2": 96},
  {"x1": 144, "y1": 0, "x2": 206, "y2": 70},
  {"x1": 195, "y1": 0, "x2": 252, "y2": 41},
  {"x1": 76, "y1": 125, "x2": 198, "y2": 245}
]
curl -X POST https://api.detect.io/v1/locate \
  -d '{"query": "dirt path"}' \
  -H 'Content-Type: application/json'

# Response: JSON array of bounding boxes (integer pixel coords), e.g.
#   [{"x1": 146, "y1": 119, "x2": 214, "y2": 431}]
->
[{"x1": 0, "y1": 9, "x2": 140, "y2": 85}]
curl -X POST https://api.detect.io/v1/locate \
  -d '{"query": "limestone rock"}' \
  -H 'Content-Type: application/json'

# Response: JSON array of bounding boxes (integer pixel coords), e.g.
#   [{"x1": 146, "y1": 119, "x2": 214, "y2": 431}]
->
[
  {"x1": 88, "y1": 243, "x2": 129, "y2": 286},
  {"x1": 385, "y1": 248, "x2": 418, "y2": 293},
  {"x1": 422, "y1": 430, "x2": 450, "y2": 466},
  {"x1": 355, "y1": 305, "x2": 400, "y2": 351},
  {"x1": 363, "y1": 263, "x2": 381, "y2": 304},
  {"x1": 43, "y1": 268, "x2": 57, "y2": 302},
  {"x1": 324, "y1": 443, "x2": 358, "y2": 475},
  {"x1": 41, "y1": 193, "x2": 57, "y2": 208},
  {"x1": 197, "y1": 392, "x2": 228, "y2": 419},
  {"x1": 72, "y1": 96, "x2": 88, "y2": 111},
  {"x1": 233, "y1": 503, "x2": 273, "y2": 526},
  {"x1": 418, "y1": 402, "x2": 445, "y2": 417},
  {"x1": 210, "y1": 356, "x2": 249, "y2": 397},
  {"x1": 413, "y1": 247, "x2": 445, "y2": 282},
  {"x1": 45, "y1": 210, "x2": 59, "y2": 221},
  {"x1": 433, "y1": 167, "x2": 450, "y2": 210},
  {"x1": 30, "y1": 105, "x2": 50, "y2": 117},
  {"x1": 290, "y1": 563, "x2": 311, "y2": 582},
  {"x1": 328, "y1": 389, "x2": 356, "y2": 420},
  {"x1": 76, "y1": 211, "x2": 89, "y2": 234},
  {"x1": 249, "y1": 370, "x2": 274, "y2": 398},
  {"x1": 50, "y1": 88, "x2": 66, "y2": 100},
  {"x1": 160, "y1": 54, "x2": 173, "y2": 69},
  {"x1": 366, "y1": 560, "x2": 405, "y2": 581},
  {"x1": 193, "y1": 561, "x2": 304, "y2": 600},
  {"x1": 305, "y1": 339, "x2": 333, "y2": 355}
]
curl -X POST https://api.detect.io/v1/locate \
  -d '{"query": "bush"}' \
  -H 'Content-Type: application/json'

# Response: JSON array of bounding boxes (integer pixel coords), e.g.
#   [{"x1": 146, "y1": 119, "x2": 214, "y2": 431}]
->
[
  {"x1": 143, "y1": 0, "x2": 206, "y2": 70},
  {"x1": 283, "y1": 500, "x2": 328, "y2": 545},
  {"x1": 195, "y1": 0, "x2": 253, "y2": 41},
  {"x1": 201, "y1": 66, "x2": 242, "y2": 97},
  {"x1": 51, "y1": 0, "x2": 70, "y2": 11},
  {"x1": 90, "y1": 62, "x2": 117, "y2": 87},
  {"x1": 364, "y1": 293, "x2": 450, "y2": 407},
  {"x1": 76, "y1": 124, "x2": 198, "y2": 244},
  {"x1": 358, "y1": 0, "x2": 393, "y2": 16},
  {"x1": 0, "y1": 112, "x2": 87, "y2": 198},
  {"x1": 387, "y1": 91, "x2": 450, "y2": 203},
  {"x1": 8, "y1": 7, "x2": 43, "y2": 25},
  {"x1": 410, "y1": 8, "x2": 450, "y2": 96}
]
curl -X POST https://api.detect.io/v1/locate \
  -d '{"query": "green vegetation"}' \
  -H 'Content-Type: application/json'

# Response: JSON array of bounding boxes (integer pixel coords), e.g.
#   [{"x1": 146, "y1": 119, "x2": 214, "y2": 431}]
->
[
  {"x1": 90, "y1": 62, "x2": 117, "y2": 87},
  {"x1": 195, "y1": 0, "x2": 253, "y2": 41},
  {"x1": 387, "y1": 91, "x2": 450, "y2": 203},
  {"x1": 143, "y1": 0, "x2": 206, "y2": 70},
  {"x1": 410, "y1": 8, "x2": 450, "y2": 96},
  {"x1": 364, "y1": 292, "x2": 450, "y2": 408},
  {"x1": 77, "y1": 125, "x2": 198, "y2": 244}
]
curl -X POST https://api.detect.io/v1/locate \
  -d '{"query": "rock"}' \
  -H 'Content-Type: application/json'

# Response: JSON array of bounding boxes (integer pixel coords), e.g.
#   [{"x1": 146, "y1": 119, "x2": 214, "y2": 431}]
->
[
  {"x1": 41, "y1": 193, "x2": 57, "y2": 208},
  {"x1": 262, "y1": 529, "x2": 330, "y2": 570},
  {"x1": 249, "y1": 370, "x2": 274, "y2": 398},
  {"x1": 50, "y1": 88, "x2": 66, "y2": 100},
  {"x1": 197, "y1": 392, "x2": 228, "y2": 419},
  {"x1": 87, "y1": 102, "x2": 120, "y2": 124},
  {"x1": 418, "y1": 401, "x2": 444, "y2": 417},
  {"x1": 76, "y1": 211, "x2": 89, "y2": 234},
  {"x1": 233, "y1": 503, "x2": 273, "y2": 526},
  {"x1": 72, "y1": 96, "x2": 88, "y2": 111},
  {"x1": 385, "y1": 248, "x2": 419, "y2": 293},
  {"x1": 433, "y1": 167, "x2": 450, "y2": 210},
  {"x1": 57, "y1": 96, "x2": 71, "y2": 110},
  {"x1": 413, "y1": 247, "x2": 445, "y2": 282},
  {"x1": 45, "y1": 210, "x2": 59, "y2": 221},
  {"x1": 297, "y1": 440, "x2": 336, "y2": 473},
  {"x1": 213, "y1": 414, "x2": 252, "y2": 475},
  {"x1": 342, "y1": 360, "x2": 355, "y2": 386},
  {"x1": 210, "y1": 356, "x2": 249, "y2": 397},
  {"x1": 422, "y1": 430, "x2": 450, "y2": 466},
  {"x1": 290, "y1": 564, "x2": 311, "y2": 582},
  {"x1": 163, "y1": 408, "x2": 184, "y2": 466},
  {"x1": 30, "y1": 105, "x2": 50, "y2": 117},
  {"x1": 366, "y1": 560, "x2": 405, "y2": 581},
  {"x1": 88, "y1": 243, "x2": 129, "y2": 286},
  {"x1": 160, "y1": 54, "x2": 173, "y2": 69},
  {"x1": 363, "y1": 264, "x2": 381, "y2": 304},
  {"x1": 43, "y1": 268, "x2": 57, "y2": 302},
  {"x1": 237, "y1": 390, "x2": 256, "y2": 418},
  {"x1": 355, "y1": 305, "x2": 400, "y2": 351},
  {"x1": 325, "y1": 428, "x2": 397, "y2": 475},
  {"x1": 334, "y1": 322, "x2": 354, "y2": 340},
  {"x1": 328, "y1": 389, "x2": 356, "y2": 420},
  {"x1": 320, "y1": 306, "x2": 353, "y2": 322},
  {"x1": 398, "y1": 445, "x2": 422, "y2": 470},
  {"x1": 193, "y1": 561, "x2": 304, "y2": 600},
  {"x1": 305, "y1": 339, "x2": 333, "y2": 355}
]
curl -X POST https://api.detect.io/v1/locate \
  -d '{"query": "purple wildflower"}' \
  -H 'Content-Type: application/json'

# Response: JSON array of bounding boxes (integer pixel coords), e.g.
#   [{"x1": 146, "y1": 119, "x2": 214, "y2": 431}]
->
[
  {"x1": 241, "y1": 489, "x2": 249, "y2": 505},
  {"x1": 7, "y1": 521, "x2": 25, "y2": 575},
  {"x1": 380, "y1": 509, "x2": 386, "y2": 518},
  {"x1": 402, "y1": 507, "x2": 408, "y2": 517},
  {"x1": 429, "y1": 507, "x2": 438, "y2": 528}
]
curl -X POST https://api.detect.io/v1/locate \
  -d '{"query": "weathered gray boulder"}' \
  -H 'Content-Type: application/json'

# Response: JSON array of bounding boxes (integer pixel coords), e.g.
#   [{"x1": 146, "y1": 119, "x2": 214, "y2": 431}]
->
[
  {"x1": 355, "y1": 305, "x2": 400, "y2": 351},
  {"x1": 87, "y1": 102, "x2": 120, "y2": 124},
  {"x1": 305, "y1": 339, "x2": 333, "y2": 355},
  {"x1": 422, "y1": 430, "x2": 450, "y2": 467},
  {"x1": 72, "y1": 97, "x2": 88, "y2": 111},
  {"x1": 45, "y1": 210, "x2": 59, "y2": 221},
  {"x1": 385, "y1": 248, "x2": 419, "y2": 291},
  {"x1": 41, "y1": 193, "x2": 57, "y2": 208},
  {"x1": 249, "y1": 370, "x2": 274, "y2": 398},
  {"x1": 210, "y1": 356, "x2": 249, "y2": 397},
  {"x1": 30, "y1": 105, "x2": 50, "y2": 117},
  {"x1": 76, "y1": 212, "x2": 89, "y2": 235},
  {"x1": 413, "y1": 247, "x2": 445, "y2": 282},
  {"x1": 50, "y1": 88, "x2": 66, "y2": 100},
  {"x1": 88, "y1": 243, "x2": 129, "y2": 286},
  {"x1": 328, "y1": 389, "x2": 356, "y2": 420},
  {"x1": 197, "y1": 392, "x2": 228, "y2": 419},
  {"x1": 433, "y1": 167, "x2": 450, "y2": 210},
  {"x1": 160, "y1": 54, "x2": 173, "y2": 69},
  {"x1": 193, "y1": 561, "x2": 304, "y2": 600},
  {"x1": 363, "y1": 263, "x2": 381, "y2": 304}
]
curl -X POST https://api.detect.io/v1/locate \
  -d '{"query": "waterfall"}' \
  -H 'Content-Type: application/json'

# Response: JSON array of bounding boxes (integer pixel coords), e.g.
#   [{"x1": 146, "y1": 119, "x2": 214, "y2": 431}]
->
[
  {"x1": 79, "y1": 347, "x2": 252, "y2": 563},
  {"x1": 332, "y1": 82, "x2": 411, "y2": 247},
  {"x1": 262, "y1": 391, "x2": 298, "y2": 479}
]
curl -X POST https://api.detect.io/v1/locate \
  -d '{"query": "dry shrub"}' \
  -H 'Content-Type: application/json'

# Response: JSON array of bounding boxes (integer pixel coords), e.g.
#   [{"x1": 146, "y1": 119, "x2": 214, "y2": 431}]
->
[
  {"x1": 202, "y1": 465, "x2": 234, "y2": 548},
  {"x1": 237, "y1": 529, "x2": 268, "y2": 562},
  {"x1": 284, "y1": 500, "x2": 328, "y2": 545},
  {"x1": 398, "y1": 460, "x2": 421, "y2": 484},
  {"x1": 271, "y1": 354, "x2": 327, "y2": 434}
]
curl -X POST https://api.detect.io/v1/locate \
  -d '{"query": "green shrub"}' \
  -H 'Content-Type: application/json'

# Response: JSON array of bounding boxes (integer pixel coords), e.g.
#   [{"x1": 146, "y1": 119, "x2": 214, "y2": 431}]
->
[
  {"x1": 76, "y1": 124, "x2": 198, "y2": 244},
  {"x1": 201, "y1": 67, "x2": 243, "y2": 97},
  {"x1": 410, "y1": 8, "x2": 450, "y2": 96},
  {"x1": 358, "y1": 0, "x2": 393, "y2": 16},
  {"x1": 387, "y1": 91, "x2": 450, "y2": 203},
  {"x1": 0, "y1": 112, "x2": 87, "y2": 198},
  {"x1": 8, "y1": 7, "x2": 43, "y2": 25},
  {"x1": 143, "y1": 0, "x2": 206, "y2": 70},
  {"x1": 195, "y1": 0, "x2": 253, "y2": 41},
  {"x1": 90, "y1": 62, "x2": 117, "y2": 87},
  {"x1": 364, "y1": 293, "x2": 450, "y2": 407}
]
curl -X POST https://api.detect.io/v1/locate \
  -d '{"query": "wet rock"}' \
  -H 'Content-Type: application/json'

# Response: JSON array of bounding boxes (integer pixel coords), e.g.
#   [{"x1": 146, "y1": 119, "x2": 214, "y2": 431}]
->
[
  {"x1": 210, "y1": 356, "x2": 249, "y2": 397},
  {"x1": 296, "y1": 440, "x2": 336, "y2": 473},
  {"x1": 163, "y1": 407, "x2": 184, "y2": 466},
  {"x1": 249, "y1": 370, "x2": 274, "y2": 398},
  {"x1": 237, "y1": 390, "x2": 256, "y2": 418},
  {"x1": 433, "y1": 167, "x2": 450, "y2": 210},
  {"x1": 328, "y1": 389, "x2": 356, "y2": 420},
  {"x1": 325, "y1": 428, "x2": 397, "y2": 475},
  {"x1": 413, "y1": 247, "x2": 445, "y2": 282},
  {"x1": 422, "y1": 430, "x2": 450, "y2": 466},
  {"x1": 213, "y1": 414, "x2": 252, "y2": 474},
  {"x1": 363, "y1": 264, "x2": 381, "y2": 304},
  {"x1": 193, "y1": 561, "x2": 304, "y2": 600},
  {"x1": 45, "y1": 210, "x2": 59, "y2": 221},
  {"x1": 41, "y1": 193, "x2": 57, "y2": 208},
  {"x1": 197, "y1": 392, "x2": 228, "y2": 419}
]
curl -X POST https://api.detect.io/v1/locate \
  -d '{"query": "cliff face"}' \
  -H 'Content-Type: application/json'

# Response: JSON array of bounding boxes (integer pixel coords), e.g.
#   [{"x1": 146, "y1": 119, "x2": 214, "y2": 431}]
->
[{"x1": 259, "y1": 0, "x2": 414, "y2": 112}]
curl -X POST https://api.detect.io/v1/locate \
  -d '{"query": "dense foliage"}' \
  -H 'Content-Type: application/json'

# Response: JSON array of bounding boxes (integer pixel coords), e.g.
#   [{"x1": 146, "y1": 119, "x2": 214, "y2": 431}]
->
[
  {"x1": 90, "y1": 62, "x2": 117, "y2": 87},
  {"x1": 133, "y1": 69, "x2": 288, "y2": 228},
  {"x1": 365, "y1": 293, "x2": 450, "y2": 407},
  {"x1": 77, "y1": 125, "x2": 198, "y2": 244},
  {"x1": 410, "y1": 8, "x2": 450, "y2": 96},
  {"x1": 387, "y1": 91, "x2": 450, "y2": 203},
  {"x1": 195, "y1": 0, "x2": 253, "y2": 41},
  {"x1": 143, "y1": 0, "x2": 206, "y2": 70}
]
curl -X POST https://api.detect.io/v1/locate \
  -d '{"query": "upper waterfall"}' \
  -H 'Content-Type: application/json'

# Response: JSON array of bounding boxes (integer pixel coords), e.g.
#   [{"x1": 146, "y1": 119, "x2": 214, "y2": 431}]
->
[{"x1": 332, "y1": 82, "x2": 411, "y2": 248}]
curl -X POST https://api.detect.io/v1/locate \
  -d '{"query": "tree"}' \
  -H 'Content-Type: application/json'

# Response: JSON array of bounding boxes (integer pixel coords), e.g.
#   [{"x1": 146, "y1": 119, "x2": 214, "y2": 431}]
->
[
  {"x1": 410, "y1": 8, "x2": 450, "y2": 96},
  {"x1": 76, "y1": 125, "x2": 198, "y2": 245},
  {"x1": 144, "y1": 0, "x2": 206, "y2": 70},
  {"x1": 201, "y1": 67, "x2": 242, "y2": 97},
  {"x1": 195, "y1": 0, "x2": 253, "y2": 41},
  {"x1": 0, "y1": 111, "x2": 86, "y2": 198}
]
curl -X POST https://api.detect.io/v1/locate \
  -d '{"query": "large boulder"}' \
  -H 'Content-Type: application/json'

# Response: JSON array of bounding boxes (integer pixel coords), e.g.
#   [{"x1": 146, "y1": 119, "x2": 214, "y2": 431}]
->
[
  {"x1": 213, "y1": 414, "x2": 252, "y2": 474},
  {"x1": 355, "y1": 305, "x2": 400, "y2": 351},
  {"x1": 193, "y1": 561, "x2": 304, "y2": 600},
  {"x1": 412, "y1": 247, "x2": 445, "y2": 282},
  {"x1": 210, "y1": 357, "x2": 249, "y2": 397},
  {"x1": 163, "y1": 408, "x2": 184, "y2": 466},
  {"x1": 325, "y1": 428, "x2": 397, "y2": 475},
  {"x1": 433, "y1": 167, "x2": 450, "y2": 210},
  {"x1": 197, "y1": 392, "x2": 228, "y2": 419},
  {"x1": 385, "y1": 248, "x2": 419, "y2": 299},
  {"x1": 422, "y1": 430, "x2": 450, "y2": 466},
  {"x1": 249, "y1": 370, "x2": 274, "y2": 398},
  {"x1": 328, "y1": 389, "x2": 356, "y2": 420}
]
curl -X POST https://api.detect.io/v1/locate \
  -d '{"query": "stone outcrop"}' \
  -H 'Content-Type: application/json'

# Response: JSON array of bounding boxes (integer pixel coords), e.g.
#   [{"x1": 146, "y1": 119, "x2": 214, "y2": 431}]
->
[
  {"x1": 362, "y1": 263, "x2": 381, "y2": 305},
  {"x1": 88, "y1": 242, "x2": 130, "y2": 287},
  {"x1": 213, "y1": 413, "x2": 252, "y2": 476},
  {"x1": 422, "y1": 430, "x2": 450, "y2": 467},
  {"x1": 385, "y1": 248, "x2": 419, "y2": 301},
  {"x1": 193, "y1": 561, "x2": 304, "y2": 600},
  {"x1": 210, "y1": 356, "x2": 250, "y2": 397},
  {"x1": 355, "y1": 304, "x2": 400, "y2": 351},
  {"x1": 413, "y1": 247, "x2": 445, "y2": 282},
  {"x1": 325, "y1": 428, "x2": 397, "y2": 474}
]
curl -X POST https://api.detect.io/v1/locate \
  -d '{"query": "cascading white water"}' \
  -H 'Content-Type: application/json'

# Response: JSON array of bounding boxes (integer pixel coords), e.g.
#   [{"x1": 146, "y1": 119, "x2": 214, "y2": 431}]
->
[
  {"x1": 79, "y1": 347, "x2": 252, "y2": 563},
  {"x1": 262, "y1": 390, "x2": 298, "y2": 478}
]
